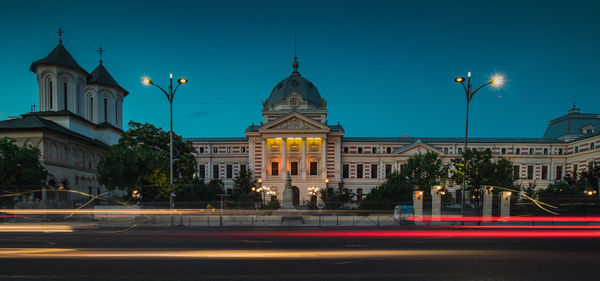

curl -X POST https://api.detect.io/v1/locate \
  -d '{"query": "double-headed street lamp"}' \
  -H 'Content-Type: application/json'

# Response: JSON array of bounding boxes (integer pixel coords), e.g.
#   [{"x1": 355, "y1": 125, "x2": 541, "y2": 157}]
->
[
  {"x1": 142, "y1": 74, "x2": 188, "y2": 213},
  {"x1": 252, "y1": 186, "x2": 275, "y2": 206},
  {"x1": 454, "y1": 72, "x2": 503, "y2": 216}
]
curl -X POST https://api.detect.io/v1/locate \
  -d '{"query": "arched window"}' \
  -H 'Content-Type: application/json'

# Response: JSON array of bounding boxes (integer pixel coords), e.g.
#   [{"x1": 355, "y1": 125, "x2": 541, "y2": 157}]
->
[
  {"x1": 49, "y1": 80, "x2": 53, "y2": 110},
  {"x1": 63, "y1": 82, "x2": 68, "y2": 110},
  {"x1": 90, "y1": 97, "x2": 94, "y2": 121}
]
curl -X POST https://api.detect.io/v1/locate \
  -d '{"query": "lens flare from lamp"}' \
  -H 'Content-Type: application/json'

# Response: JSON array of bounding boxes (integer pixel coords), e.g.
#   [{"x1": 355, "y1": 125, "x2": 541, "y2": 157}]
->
[
  {"x1": 491, "y1": 76, "x2": 504, "y2": 86},
  {"x1": 178, "y1": 78, "x2": 188, "y2": 84},
  {"x1": 142, "y1": 77, "x2": 152, "y2": 85},
  {"x1": 454, "y1": 77, "x2": 465, "y2": 83}
]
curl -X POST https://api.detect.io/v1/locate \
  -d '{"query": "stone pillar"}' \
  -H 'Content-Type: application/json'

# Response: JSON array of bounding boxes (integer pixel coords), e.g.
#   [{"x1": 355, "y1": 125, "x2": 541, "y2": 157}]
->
[
  {"x1": 500, "y1": 191, "x2": 511, "y2": 217},
  {"x1": 431, "y1": 186, "x2": 442, "y2": 221},
  {"x1": 482, "y1": 188, "x2": 493, "y2": 219},
  {"x1": 261, "y1": 138, "x2": 266, "y2": 179},
  {"x1": 281, "y1": 138, "x2": 287, "y2": 180},
  {"x1": 301, "y1": 138, "x2": 307, "y2": 180},
  {"x1": 322, "y1": 138, "x2": 327, "y2": 179},
  {"x1": 412, "y1": 190, "x2": 424, "y2": 221}
]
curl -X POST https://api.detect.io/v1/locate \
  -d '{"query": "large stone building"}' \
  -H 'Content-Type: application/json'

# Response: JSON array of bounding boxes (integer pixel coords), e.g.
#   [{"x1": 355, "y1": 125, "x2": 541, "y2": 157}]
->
[
  {"x1": 0, "y1": 35, "x2": 127, "y2": 204},
  {"x1": 186, "y1": 57, "x2": 600, "y2": 207}
]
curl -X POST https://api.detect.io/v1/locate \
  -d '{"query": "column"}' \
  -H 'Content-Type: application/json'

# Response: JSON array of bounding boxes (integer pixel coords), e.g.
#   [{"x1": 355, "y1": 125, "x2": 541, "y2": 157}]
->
[
  {"x1": 208, "y1": 158, "x2": 212, "y2": 180},
  {"x1": 431, "y1": 187, "x2": 441, "y2": 221},
  {"x1": 500, "y1": 191, "x2": 511, "y2": 217},
  {"x1": 412, "y1": 191, "x2": 424, "y2": 221},
  {"x1": 482, "y1": 188, "x2": 493, "y2": 220},
  {"x1": 379, "y1": 159, "x2": 384, "y2": 179},
  {"x1": 261, "y1": 138, "x2": 266, "y2": 179},
  {"x1": 301, "y1": 138, "x2": 307, "y2": 180},
  {"x1": 281, "y1": 138, "x2": 286, "y2": 179},
  {"x1": 322, "y1": 138, "x2": 327, "y2": 179}
]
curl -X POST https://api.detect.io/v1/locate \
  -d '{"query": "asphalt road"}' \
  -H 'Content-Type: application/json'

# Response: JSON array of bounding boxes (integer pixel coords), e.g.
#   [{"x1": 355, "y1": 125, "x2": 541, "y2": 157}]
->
[{"x1": 1, "y1": 226, "x2": 600, "y2": 281}]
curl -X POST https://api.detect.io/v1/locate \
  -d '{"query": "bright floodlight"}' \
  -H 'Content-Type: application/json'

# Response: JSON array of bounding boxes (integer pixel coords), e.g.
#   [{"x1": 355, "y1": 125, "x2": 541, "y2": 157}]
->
[
  {"x1": 454, "y1": 77, "x2": 465, "y2": 83},
  {"x1": 491, "y1": 76, "x2": 504, "y2": 86},
  {"x1": 178, "y1": 78, "x2": 188, "y2": 84},
  {"x1": 142, "y1": 77, "x2": 152, "y2": 85}
]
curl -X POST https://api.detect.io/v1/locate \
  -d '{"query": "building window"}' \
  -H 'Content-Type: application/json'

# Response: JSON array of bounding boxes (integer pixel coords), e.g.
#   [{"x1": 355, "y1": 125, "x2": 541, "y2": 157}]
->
[
  {"x1": 343, "y1": 164, "x2": 349, "y2": 178},
  {"x1": 529, "y1": 148, "x2": 534, "y2": 155},
  {"x1": 199, "y1": 165, "x2": 205, "y2": 178},
  {"x1": 385, "y1": 164, "x2": 392, "y2": 177},
  {"x1": 371, "y1": 164, "x2": 378, "y2": 178},
  {"x1": 556, "y1": 166, "x2": 563, "y2": 181},
  {"x1": 444, "y1": 148, "x2": 449, "y2": 154},
  {"x1": 226, "y1": 147, "x2": 231, "y2": 153},
  {"x1": 309, "y1": 161, "x2": 318, "y2": 175},
  {"x1": 199, "y1": 147, "x2": 205, "y2": 153},
  {"x1": 513, "y1": 166, "x2": 520, "y2": 179},
  {"x1": 240, "y1": 164, "x2": 246, "y2": 173},
  {"x1": 516, "y1": 148, "x2": 520, "y2": 154},
  {"x1": 290, "y1": 161, "x2": 298, "y2": 176},
  {"x1": 271, "y1": 162, "x2": 279, "y2": 176},
  {"x1": 573, "y1": 164, "x2": 578, "y2": 175},
  {"x1": 89, "y1": 97, "x2": 93, "y2": 121},
  {"x1": 213, "y1": 165, "x2": 219, "y2": 179},
  {"x1": 575, "y1": 146, "x2": 579, "y2": 153},
  {"x1": 501, "y1": 148, "x2": 506, "y2": 154},
  {"x1": 543, "y1": 148, "x2": 548, "y2": 155},
  {"x1": 372, "y1": 147, "x2": 377, "y2": 154},
  {"x1": 458, "y1": 148, "x2": 463, "y2": 154},
  {"x1": 558, "y1": 148, "x2": 563, "y2": 155},
  {"x1": 226, "y1": 165, "x2": 233, "y2": 178},
  {"x1": 49, "y1": 81, "x2": 53, "y2": 109},
  {"x1": 343, "y1": 147, "x2": 348, "y2": 153},
  {"x1": 542, "y1": 166, "x2": 548, "y2": 180},
  {"x1": 527, "y1": 166, "x2": 534, "y2": 180},
  {"x1": 591, "y1": 143, "x2": 595, "y2": 150},
  {"x1": 104, "y1": 98, "x2": 107, "y2": 122},
  {"x1": 399, "y1": 164, "x2": 405, "y2": 172},
  {"x1": 386, "y1": 147, "x2": 391, "y2": 154},
  {"x1": 63, "y1": 82, "x2": 68, "y2": 110},
  {"x1": 358, "y1": 147, "x2": 363, "y2": 154},
  {"x1": 241, "y1": 147, "x2": 246, "y2": 153},
  {"x1": 357, "y1": 164, "x2": 363, "y2": 178},
  {"x1": 213, "y1": 147, "x2": 218, "y2": 153}
]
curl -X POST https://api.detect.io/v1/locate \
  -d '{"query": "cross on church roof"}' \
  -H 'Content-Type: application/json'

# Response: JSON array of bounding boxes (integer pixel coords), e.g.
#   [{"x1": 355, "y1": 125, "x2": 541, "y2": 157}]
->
[
  {"x1": 57, "y1": 28, "x2": 64, "y2": 44},
  {"x1": 96, "y1": 46, "x2": 105, "y2": 64}
]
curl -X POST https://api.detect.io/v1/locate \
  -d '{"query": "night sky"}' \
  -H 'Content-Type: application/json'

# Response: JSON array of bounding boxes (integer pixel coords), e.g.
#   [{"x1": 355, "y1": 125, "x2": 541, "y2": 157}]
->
[{"x1": 1, "y1": 0, "x2": 599, "y2": 139}]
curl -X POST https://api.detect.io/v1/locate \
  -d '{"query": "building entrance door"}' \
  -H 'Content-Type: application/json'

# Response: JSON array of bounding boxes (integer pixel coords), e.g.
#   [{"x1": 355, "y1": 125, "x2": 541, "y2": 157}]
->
[{"x1": 292, "y1": 186, "x2": 300, "y2": 207}]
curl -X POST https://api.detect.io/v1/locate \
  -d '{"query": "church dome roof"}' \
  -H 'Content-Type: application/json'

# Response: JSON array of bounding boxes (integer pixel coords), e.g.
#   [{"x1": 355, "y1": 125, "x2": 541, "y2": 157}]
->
[
  {"x1": 29, "y1": 43, "x2": 88, "y2": 74},
  {"x1": 265, "y1": 58, "x2": 324, "y2": 109},
  {"x1": 88, "y1": 63, "x2": 129, "y2": 96}
]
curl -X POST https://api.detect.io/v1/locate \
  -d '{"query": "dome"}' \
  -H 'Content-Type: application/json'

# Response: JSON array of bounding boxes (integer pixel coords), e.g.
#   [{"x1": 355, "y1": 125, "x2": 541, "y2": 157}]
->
[{"x1": 265, "y1": 58, "x2": 324, "y2": 109}]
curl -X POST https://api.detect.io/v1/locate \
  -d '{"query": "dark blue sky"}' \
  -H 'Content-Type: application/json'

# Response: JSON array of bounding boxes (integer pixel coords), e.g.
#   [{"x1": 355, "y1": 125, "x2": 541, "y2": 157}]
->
[{"x1": 1, "y1": 0, "x2": 599, "y2": 138}]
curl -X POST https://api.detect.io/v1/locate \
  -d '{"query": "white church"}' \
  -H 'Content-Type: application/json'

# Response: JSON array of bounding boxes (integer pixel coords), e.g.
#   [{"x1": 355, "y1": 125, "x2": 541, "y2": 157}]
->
[{"x1": 0, "y1": 32, "x2": 127, "y2": 204}]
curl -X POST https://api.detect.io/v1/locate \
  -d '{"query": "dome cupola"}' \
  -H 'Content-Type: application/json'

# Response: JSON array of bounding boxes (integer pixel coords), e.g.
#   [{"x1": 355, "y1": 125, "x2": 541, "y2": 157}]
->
[{"x1": 264, "y1": 57, "x2": 325, "y2": 111}]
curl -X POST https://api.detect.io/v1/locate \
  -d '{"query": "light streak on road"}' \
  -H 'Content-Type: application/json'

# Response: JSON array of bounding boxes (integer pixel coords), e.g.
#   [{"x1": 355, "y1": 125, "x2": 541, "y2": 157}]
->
[
  {"x1": 0, "y1": 224, "x2": 73, "y2": 233},
  {"x1": 0, "y1": 248, "x2": 507, "y2": 259}
]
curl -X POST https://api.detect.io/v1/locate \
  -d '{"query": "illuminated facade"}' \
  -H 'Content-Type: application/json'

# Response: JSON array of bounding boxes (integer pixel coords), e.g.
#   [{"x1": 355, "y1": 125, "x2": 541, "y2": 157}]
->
[{"x1": 187, "y1": 57, "x2": 600, "y2": 207}]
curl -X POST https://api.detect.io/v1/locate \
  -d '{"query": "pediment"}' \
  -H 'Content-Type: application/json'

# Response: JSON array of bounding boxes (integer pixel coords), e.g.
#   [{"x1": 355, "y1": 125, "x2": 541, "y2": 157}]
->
[
  {"x1": 394, "y1": 141, "x2": 441, "y2": 155},
  {"x1": 260, "y1": 112, "x2": 330, "y2": 132}
]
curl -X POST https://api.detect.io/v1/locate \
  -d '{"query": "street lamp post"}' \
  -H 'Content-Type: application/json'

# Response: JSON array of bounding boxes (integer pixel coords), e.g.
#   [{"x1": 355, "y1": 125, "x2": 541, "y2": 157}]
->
[
  {"x1": 142, "y1": 74, "x2": 188, "y2": 222},
  {"x1": 454, "y1": 72, "x2": 502, "y2": 217}
]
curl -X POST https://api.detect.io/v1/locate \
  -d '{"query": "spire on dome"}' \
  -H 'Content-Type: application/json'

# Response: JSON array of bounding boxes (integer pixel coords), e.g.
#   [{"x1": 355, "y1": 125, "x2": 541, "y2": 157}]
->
[{"x1": 292, "y1": 31, "x2": 299, "y2": 74}]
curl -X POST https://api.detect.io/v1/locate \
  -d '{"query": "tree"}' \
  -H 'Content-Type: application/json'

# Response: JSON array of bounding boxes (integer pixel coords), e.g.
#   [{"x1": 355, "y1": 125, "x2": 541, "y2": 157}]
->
[
  {"x1": 0, "y1": 137, "x2": 48, "y2": 206},
  {"x1": 320, "y1": 181, "x2": 354, "y2": 209},
  {"x1": 359, "y1": 152, "x2": 446, "y2": 210},
  {"x1": 450, "y1": 149, "x2": 515, "y2": 213},
  {"x1": 231, "y1": 169, "x2": 258, "y2": 208},
  {"x1": 97, "y1": 121, "x2": 197, "y2": 201},
  {"x1": 403, "y1": 151, "x2": 447, "y2": 190}
]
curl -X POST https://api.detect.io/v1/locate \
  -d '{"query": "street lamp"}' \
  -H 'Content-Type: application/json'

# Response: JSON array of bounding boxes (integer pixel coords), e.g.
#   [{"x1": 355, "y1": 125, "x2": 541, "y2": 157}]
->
[
  {"x1": 454, "y1": 72, "x2": 503, "y2": 217},
  {"x1": 252, "y1": 186, "x2": 272, "y2": 206},
  {"x1": 308, "y1": 186, "x2": 320, "y2": 208},
  {"x1": 142, "y1": 74, "x2": 188, "y2": 216}
]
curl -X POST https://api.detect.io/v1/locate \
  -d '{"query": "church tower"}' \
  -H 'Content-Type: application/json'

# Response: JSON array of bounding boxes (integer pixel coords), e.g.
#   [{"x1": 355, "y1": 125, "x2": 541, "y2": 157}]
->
[
  {"x1": 29, "y1": 29, "x2": 88, "y2": 116},
  {"x1": 86, "y1": 48, "x2": 128, "y2": 129}
]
